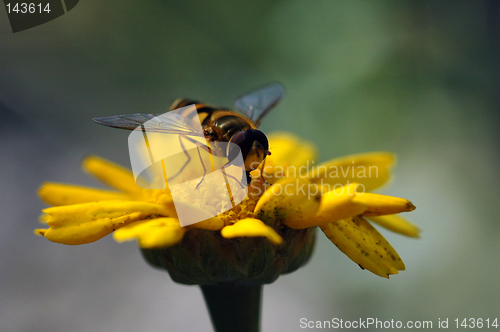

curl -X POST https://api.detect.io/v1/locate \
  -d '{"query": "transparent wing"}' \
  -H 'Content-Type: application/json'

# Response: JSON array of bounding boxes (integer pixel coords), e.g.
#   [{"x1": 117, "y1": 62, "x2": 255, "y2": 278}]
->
[
  {"x1": 234, "y1": 83, "x2": 285, "y2": 126},
  {"x1": 93, "y1": 112, "x2": 204, "y2": 136}
]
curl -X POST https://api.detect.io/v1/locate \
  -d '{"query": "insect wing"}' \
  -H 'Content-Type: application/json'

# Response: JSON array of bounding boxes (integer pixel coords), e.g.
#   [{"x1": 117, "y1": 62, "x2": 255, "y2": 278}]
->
[
  {"x1": 234, "y1": 83, "x2": 285, "y2": 126},
  {"x1": 125, "y1": 105, "x2": 210, "y2": 189},
  {"x1": 93, "y1": 112, "x2": 204, "y2": 136},
  {"x1": 93, "y1": 113, "x2": 156, "y2": 130}
]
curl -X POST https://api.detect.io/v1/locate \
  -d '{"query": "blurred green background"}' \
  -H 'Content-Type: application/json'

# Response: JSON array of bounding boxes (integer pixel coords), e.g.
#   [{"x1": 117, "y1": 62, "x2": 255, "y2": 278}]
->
[{"x1": 1, "y1": 1, "x2": 499, "y2": 331}]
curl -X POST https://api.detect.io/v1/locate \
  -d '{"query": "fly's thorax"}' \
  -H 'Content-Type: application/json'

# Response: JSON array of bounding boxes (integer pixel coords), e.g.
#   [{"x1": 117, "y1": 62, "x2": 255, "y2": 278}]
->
[{"x1": 210, "y1": 114, "x2": 254, "y2": 143}]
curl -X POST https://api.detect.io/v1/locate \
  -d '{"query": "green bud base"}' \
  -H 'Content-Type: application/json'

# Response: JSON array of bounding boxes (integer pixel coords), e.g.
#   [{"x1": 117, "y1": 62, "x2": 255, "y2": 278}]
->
[{"x1": 141, "y1": 226, "x2": 316, "y2": 285}]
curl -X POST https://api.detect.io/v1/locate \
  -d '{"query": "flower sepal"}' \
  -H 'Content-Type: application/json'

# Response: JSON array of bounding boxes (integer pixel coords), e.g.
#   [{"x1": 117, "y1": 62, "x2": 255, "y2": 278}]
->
[{"x1": 141, "y1": 223, "x2": 316, "y2": 285}]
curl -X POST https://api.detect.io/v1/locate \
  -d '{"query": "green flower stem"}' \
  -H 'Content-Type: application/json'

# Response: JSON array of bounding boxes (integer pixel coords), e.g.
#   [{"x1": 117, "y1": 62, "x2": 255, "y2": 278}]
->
[{"x1": 201, "y1": 284, "x2": 262, "y2": 332}]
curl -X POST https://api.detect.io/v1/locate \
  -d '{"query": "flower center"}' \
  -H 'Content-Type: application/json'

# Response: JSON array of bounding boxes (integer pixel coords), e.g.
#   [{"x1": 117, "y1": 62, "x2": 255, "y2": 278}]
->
[
  {"x1": 218, "y1": 195, "x2": 258, "y2": 225},
  {"x1": 141, "y1": 176, "x2": 267, "y2": 226}
]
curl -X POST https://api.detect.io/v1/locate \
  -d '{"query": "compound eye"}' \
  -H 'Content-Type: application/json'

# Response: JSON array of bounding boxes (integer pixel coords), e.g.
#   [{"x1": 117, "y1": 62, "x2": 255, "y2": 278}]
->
[
  {"x1": 228, "y1": 131, "x2": 247, "y2": 162},
  {"x1": 228, "y1": 129, "x2": 269, "y2": 165},
  {"x1": 252, "y1": 130, "x2": 269, "y2": 152}
]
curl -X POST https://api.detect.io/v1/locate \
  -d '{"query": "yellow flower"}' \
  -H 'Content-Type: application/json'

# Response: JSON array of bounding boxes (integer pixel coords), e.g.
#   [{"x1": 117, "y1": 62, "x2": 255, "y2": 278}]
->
[{"x1": 35, "y1": 132, "x2": 418, "y2": 280}]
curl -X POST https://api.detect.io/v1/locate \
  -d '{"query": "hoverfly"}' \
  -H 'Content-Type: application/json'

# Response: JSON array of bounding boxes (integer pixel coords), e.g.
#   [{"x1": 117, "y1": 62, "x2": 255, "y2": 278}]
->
[{"x1": 93, "y1": 83, "x2": 284, "y2": 186}]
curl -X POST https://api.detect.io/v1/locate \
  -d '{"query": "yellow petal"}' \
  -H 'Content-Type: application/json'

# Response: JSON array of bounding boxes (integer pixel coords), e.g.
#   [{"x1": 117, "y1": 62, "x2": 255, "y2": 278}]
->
[
  {"x1": 355, "y1": 193, "x2": 416, "y2": 216},
  {"x1": 38, "y1": 182, "x2": 131, "y2": 206},
  {"x1": 221, "y1": 218, "x2": 283, "y2": 245},
  {"x1": 320, "y1": 216, "x2": 405, "y2": 278},
  {"x1": 37, "y1": 200, "x2": 174, "y2": 245},
  {"x1": 307, "y1": 152, "x2": 395, "y2": 192},
  {"x1": 307, "y1": 183, "x2": 367, "y2": 227},
  {"x1": 34, "y1": 229, "x2": 47, "y2": 236},
  {"x1": 254, "y1": 177, "x2": 321, "y2": 229},
  {"x1": 368, "y1": 214, "x2": 420, "y2": 238},
  {"x1": 82, "y1": 156, "x2": 143, "y2": 196},
  {"x1": 113, "y1": 217, "x2": 185, "y2": 248},
  {"x1": 259, "y1": 132, "x2": 317, "y2": 183},
  {"x1": 38, "y1": 213, "x2": 51, "y2": 224}
]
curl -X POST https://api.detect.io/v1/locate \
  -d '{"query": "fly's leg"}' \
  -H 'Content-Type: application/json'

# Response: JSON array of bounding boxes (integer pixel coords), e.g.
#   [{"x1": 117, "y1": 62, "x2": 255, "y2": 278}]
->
[
  {"x1": 166, "y1": 135, "x2": 191, "y2": 182},
  {"x1": 220, "y1": 165, "x2": 246, "y2": 190},
  {"x1": 168, "y1": 135, "x2": 212, "y2": 185},
  {"x1": 259, "y1": 158, "x2": 271, "y2": 186},
  {"x1": 195, "y1": 140, "x2": 211, "y2": 189},
  {"x1": 219, "y1": 166, "x2": 248, "y2": 209}
]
